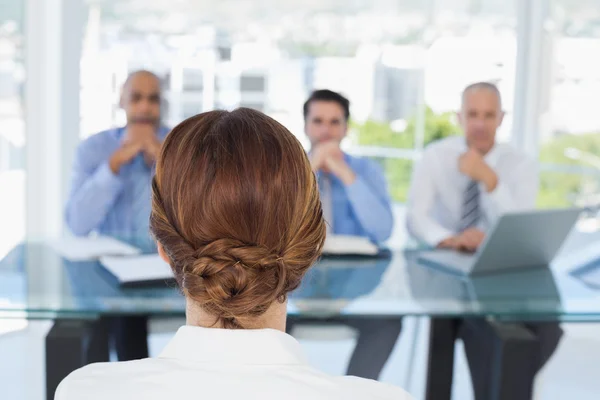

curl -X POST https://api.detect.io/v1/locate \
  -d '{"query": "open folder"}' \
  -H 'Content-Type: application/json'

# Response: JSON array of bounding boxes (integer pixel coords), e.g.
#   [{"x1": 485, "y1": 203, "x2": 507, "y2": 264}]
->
[
  {"x1": 322, "y1": 235, "x2": 380, "y2": 256},
  {"x1": 100, "y1": 254, "x2": 173, "y2": 287},
  {"x1": 51, "y1": 236, "x2": 141, "y2": 261}
]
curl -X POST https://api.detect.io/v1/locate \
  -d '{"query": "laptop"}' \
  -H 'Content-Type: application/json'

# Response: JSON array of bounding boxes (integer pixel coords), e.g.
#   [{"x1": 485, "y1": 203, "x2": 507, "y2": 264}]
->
[{"x1": 418, "y1": 208, "x2": 581, "y2": 275}]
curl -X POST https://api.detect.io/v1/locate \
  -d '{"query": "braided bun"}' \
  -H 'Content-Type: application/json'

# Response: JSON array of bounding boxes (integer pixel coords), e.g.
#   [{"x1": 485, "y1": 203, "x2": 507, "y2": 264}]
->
[{"x1": 150, "y1": 109, "x2": 325, "y2": 328}]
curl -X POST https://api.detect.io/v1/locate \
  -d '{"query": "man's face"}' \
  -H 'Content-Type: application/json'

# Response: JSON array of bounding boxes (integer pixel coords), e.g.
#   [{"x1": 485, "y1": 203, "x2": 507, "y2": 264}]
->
[
  {"x1": 121, "y1": 73, "x2": 161, "y2": 126},
  {"x1": 458, "y1": 89, "x2": 504, "y2": 155},
  {"x1": 304, "y1": 101, "x2": 348, "y2": 146}
]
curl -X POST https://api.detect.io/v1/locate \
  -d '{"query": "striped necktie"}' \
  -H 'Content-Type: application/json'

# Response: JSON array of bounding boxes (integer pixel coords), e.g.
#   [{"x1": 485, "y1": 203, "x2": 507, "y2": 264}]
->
[
  {"x1": 459, "y1": 180, "x2": 480, "y2": 232},
  {"x1": 319, "y1": 173, "x2": 334, "y2": 234}
]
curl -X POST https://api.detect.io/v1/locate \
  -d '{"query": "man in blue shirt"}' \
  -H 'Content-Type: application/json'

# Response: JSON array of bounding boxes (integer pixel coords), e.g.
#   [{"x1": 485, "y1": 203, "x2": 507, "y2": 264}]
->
[
  {"x1": 66, "y1": 70, "x2": 169, "y2": 361},
  {"x1": 306, "y1": 90, "x2": 393, "y2": 242},
  {"x1": 66, "y1": 70, "x2": 169, "y2": 246},
  {"x1": 287, "y1": 90, "x2": 402, "y2": 380}
]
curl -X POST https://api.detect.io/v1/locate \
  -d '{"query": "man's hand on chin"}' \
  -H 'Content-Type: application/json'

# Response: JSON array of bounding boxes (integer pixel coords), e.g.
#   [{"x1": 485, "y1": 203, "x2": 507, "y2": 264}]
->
[
  {"x1": 311, "y1": 141, "x2": 356, "y2": 185},
  {"x1": 459, "y1": 148, "x2": 498, "y2": 192}
]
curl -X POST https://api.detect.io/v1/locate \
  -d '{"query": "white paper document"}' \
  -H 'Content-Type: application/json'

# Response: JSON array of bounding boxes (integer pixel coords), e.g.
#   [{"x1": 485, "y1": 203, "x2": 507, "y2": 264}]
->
[
  {"x1": 575, "y1": 266, "x2": 600, "y2": 289},
  {"x1": 50, "y1": 236, "x2": 141, "y2": 261},
  {"x1": 100, "y1": 254, "x2": 173, "y2": 284},
  {"x1": 322, "y1": 235, "x2": 379, "y2": 256}
]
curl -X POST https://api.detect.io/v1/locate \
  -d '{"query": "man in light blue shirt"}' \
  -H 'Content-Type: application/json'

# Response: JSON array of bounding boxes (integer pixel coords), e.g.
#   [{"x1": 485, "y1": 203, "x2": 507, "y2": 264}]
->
[
  {"x1": 66, "y1": 70, "x2": 169, "y2": 361},
  {"x1": 287, "y1": 90, "x2": 401, "y2": 380},
  {"x1": 305, "y1": 90, "x2": 393, "y2": 242},
  {"x1": 66, "y1": 71, "x2": 169, "y2": 248}
]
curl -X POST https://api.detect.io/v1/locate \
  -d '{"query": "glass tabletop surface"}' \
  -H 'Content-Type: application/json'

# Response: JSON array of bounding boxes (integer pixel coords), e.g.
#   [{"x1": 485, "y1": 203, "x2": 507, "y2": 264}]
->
[{"x1": 1, "y1": 238, "x2": 599, "y2": 321}]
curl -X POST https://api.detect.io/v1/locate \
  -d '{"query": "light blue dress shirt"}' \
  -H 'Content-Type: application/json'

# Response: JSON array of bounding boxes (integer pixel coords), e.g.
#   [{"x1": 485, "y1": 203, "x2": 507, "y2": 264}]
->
[
  {"x1": 65, "y1": 126, "x2": 170, "y2": 249},
  {"x1": 319, "y1": 153, "x2": 394, "y2": 243}
]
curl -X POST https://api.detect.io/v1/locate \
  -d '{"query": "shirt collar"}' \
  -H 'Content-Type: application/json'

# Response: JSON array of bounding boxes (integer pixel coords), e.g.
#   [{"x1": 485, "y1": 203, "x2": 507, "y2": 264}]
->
[
  {"x1": 158, "y1": 325, "x2": 309, "y2": 366},
  {"x1": 483, "y1": 142, "x2": 500, "y2": 164},
  {"x1": 457, "y1": 136, "x2": 500, "y2": 164},
  {"x1": 110, "y1": 126, "x2": 126, "y2": 141},
  {"x1": 342, "y1": 151, "x2": 353, "y2": 164}
]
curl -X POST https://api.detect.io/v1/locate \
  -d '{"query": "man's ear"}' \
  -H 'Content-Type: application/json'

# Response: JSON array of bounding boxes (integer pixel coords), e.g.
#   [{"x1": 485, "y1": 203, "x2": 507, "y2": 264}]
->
[
  {"x1": 119, "y1": 88, "x2": 125, "y2": 109},
  {"x1": 498, "y1": 111, "x2": 506, "y2": 127},
  {"x1": 456, "y1": 111, "x2": 464, "y2": 127},
  {"x1": 157, "y1": 242, "x2": 170, "y2": 265}
]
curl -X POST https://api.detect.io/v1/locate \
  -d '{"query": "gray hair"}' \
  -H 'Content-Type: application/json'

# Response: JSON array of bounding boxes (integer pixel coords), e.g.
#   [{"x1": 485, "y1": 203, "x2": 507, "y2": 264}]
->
[{"x1": 461, "y1": 81, "x2": 502, "y2": 110}]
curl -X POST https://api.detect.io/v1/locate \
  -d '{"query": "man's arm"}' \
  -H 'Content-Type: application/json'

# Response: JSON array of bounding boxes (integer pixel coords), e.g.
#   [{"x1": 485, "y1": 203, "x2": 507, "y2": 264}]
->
[
  {"x1": 344, "y1": 160, "x2": 394, "y2": 243},
  {"x1": 479, "y1": 157, "x2": 538, "y2": 222},
  {"x1": 64, "y1": 138, "x2": 132, "y2": 236},
  {"x1": 407, "y1": 152, "x2": 455, "y2": 247}
]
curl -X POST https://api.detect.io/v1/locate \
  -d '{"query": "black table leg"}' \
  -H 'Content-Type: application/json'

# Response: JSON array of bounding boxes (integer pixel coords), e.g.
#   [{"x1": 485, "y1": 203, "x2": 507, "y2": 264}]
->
[
  {"x1": 488, "y1": 321, "x2": 538, "y2": 400},
  {"x1": 45, "y1": 318, "x2": 110, "y2": 400},
  {"x1": 425, "y1": 317, "x2": 459, "y2": 400}
]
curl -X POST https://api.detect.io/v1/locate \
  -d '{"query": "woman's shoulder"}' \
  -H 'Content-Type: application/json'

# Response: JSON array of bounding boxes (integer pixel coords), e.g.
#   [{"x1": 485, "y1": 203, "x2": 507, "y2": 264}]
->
[
  {"x1": 54, "y1": 359, "x2": 163, "y2": 400},
  {"x1": 55, "y1": 359, "x2": 413, "y2": 400}
]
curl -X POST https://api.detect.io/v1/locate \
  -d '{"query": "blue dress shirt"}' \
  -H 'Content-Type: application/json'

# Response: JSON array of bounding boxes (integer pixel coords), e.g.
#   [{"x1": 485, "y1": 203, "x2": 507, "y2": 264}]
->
[
  {"x1": 65, "y1": 126, "x2": 170, "y2": 249},
  {"x1": 319, "y1": 153, "x2": 394, "y2": 243}
]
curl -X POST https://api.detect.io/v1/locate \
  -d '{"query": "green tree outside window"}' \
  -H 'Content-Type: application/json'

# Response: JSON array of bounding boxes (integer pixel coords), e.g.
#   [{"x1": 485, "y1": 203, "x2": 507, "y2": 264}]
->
[{"x1": 353, "y1": 107, "x2": 600, "y2": 207}]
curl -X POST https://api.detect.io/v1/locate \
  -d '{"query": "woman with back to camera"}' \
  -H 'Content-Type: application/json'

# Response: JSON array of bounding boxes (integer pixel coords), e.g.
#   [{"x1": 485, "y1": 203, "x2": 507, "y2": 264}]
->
[{"x1": 55, "y1": 108, "x2": 412, "y2": 400}]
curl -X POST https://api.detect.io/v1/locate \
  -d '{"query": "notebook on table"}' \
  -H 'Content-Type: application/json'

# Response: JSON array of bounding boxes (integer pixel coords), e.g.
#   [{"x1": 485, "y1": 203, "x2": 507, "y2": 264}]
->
[
  {"x1": 322, "y1": 235, "x2": 388, "y2": 258},
  {"x1": 51, "y1": 236, "x2": 141, "y2": 261},
  {"x1": 99, "y1": 254, "x2": 174, "y2": 288}
]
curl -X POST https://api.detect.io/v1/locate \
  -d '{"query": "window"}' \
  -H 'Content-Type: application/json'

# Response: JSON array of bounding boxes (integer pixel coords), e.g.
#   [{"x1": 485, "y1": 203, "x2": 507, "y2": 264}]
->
[
  {"x1": 182, "y1": 68, "x2": 204, "y2": 91},
  {"x1": 239, "y1": 102, "x2": 266, "y2": 112},
  {"x1": 537, "y1": 1, "x2": 600, "y2": 209},
  {"x1": 181, "y1": 101, "x2": 202, "y2": 119},
  {"x1": 240, "y1": 75, "x2": 266, "y2": 92},
  {"x1": 0, "y1": 0, "x2": 25, "y2": 258},
  {"x1": 81, "y1": 0, "x2": 517, "y2": 207}
]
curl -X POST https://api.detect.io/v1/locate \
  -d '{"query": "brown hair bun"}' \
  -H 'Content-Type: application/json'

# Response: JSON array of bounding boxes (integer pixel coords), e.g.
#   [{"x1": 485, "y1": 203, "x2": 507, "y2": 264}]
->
[{"x1": 150, "y1": 108, "x2": 325, "y2": 328}]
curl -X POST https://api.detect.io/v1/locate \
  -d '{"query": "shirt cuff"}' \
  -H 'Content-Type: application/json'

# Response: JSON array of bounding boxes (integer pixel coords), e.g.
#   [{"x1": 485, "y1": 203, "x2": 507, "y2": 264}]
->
[
  {"x1": 423, "y1": 226, "x2": 455, "y2": 248},
  {"x1": 94, "y1": 161, "x2": 124, "y2": 191},
  {"x1": 408, "y1": 216, "x2": 455, "y2": 248}
]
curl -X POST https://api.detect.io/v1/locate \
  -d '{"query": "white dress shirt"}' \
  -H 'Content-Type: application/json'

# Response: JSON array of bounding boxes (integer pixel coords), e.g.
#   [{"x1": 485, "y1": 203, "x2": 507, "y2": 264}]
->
[
  {"x1": 407, "y1": 136, "x2": 537, "y2": 246},
  {"x1": 55, "y1": 325, "x2": 412, "y2": 400}
]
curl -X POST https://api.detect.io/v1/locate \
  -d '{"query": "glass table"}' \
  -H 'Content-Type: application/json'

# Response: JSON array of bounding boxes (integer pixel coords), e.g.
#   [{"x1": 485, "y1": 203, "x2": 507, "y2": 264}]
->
[{"x1": 1, "y1": 240, "x2": 599, "y2": 399}]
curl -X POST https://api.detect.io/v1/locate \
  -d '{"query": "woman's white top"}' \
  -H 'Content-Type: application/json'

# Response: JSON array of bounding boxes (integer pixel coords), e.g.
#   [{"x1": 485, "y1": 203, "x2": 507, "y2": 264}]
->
[{"x1": 56, "y1": 325, "x2": 413, "y2": 400}]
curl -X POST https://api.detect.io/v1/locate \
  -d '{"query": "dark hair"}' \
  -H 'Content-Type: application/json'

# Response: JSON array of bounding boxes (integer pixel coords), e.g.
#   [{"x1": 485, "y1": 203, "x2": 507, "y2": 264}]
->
[
  {"x1": 123, "y1": 70, "x2": 161, "y2": 88},
  {"x1": 303, "y1": 89, "x2": 350, "y2": 121},
  {"x1": 150, "y1": 108, "x2": 326, "y2": 329}
]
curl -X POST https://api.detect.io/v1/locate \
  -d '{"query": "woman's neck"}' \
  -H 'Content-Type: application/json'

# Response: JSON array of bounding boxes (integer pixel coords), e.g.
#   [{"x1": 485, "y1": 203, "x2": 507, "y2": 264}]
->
[{"x1": 185, "y1": 300, "x2": 288, "y2": 331}]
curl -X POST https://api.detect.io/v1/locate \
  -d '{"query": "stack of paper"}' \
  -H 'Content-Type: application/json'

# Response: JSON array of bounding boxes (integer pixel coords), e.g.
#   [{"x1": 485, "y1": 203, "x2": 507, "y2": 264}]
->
[
  {"x1": 322, "y1": 235, "x2": 379, "y2": 256},
  {"x1": 100, "y1": 254, "x2": 173, "y2": 285},
  {"x1": 50, "y1": 236, "x2": 141, "y2": 261}
]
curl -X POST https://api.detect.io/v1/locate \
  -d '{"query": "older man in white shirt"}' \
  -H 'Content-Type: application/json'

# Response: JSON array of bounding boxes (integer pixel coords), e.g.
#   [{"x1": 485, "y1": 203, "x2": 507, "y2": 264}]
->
[
  {"x1": 408, "y1": 82, "x2": 537, "y2": 250},
  {"x1": 407, "y1": 82, "x2": 562, "y2": 400}
]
